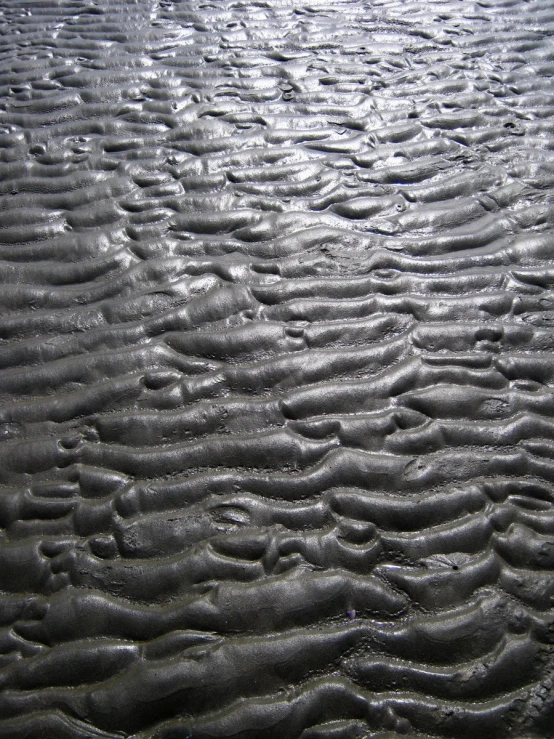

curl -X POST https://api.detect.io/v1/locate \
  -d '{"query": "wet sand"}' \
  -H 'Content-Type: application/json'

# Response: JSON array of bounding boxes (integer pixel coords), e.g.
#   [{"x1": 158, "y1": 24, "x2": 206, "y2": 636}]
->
[{"x1": 0, "y1": 0, "x2": 553, "y2": 736}]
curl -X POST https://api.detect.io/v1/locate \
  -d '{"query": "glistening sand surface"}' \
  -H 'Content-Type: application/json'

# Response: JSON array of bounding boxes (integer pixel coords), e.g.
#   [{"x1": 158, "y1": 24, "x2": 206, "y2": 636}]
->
[{"x1": 0, "y1": 0, "x2": 553, "y2": 736}]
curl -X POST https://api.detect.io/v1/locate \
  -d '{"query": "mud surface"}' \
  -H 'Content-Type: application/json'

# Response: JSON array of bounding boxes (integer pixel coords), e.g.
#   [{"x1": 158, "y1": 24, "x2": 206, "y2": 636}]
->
[{"x1": 0, "y1": 0, "x2": 553, "y2": 736}]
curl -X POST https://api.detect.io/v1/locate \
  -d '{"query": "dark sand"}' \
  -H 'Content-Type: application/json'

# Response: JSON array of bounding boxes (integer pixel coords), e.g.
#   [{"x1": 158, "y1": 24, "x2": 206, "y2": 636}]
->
[{"x1": 0, "y1": 0, "x2": 553, "y2": 736}]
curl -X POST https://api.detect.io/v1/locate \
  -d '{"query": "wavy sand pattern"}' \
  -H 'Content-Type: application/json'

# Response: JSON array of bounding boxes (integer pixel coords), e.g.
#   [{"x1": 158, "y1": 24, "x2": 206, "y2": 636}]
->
[{"x1": 0, "y1": 0, "x2": 553, "y2": 736}]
